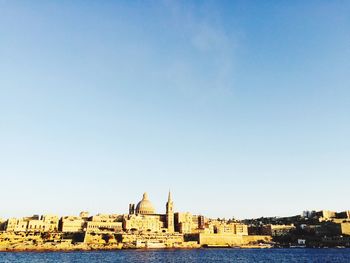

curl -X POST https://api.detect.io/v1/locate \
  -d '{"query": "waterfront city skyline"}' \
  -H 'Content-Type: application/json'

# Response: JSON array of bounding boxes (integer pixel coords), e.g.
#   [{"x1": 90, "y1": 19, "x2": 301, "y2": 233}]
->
[{"x1": 1, "y1": 1, "x2": 349, "y2": 219}]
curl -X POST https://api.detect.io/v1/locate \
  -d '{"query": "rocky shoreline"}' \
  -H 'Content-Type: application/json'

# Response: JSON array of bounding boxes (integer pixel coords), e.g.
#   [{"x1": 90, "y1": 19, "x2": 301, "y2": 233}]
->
[
  {"x1": 0, "y1": 243, "x2": 275, "y2": 252},
  {"x1": 0, "y1": 240, "x2": 205, "y2": 252}
]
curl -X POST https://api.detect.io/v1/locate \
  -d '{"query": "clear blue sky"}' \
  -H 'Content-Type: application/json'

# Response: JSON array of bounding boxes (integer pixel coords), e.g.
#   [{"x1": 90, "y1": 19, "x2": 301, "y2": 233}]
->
[{"x1": 0, "y1": 0, "x2": 349, "y2": 219}]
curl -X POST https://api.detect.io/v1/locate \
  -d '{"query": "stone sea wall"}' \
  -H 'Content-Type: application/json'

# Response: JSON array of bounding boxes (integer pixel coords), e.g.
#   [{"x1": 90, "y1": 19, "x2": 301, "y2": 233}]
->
[{"x1": 0, "y1": 231, "x2": 271, "y2": 251}]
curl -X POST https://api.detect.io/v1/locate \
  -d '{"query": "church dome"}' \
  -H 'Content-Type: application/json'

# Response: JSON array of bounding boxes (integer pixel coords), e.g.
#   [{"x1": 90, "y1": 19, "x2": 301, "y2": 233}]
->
[{"x1": 135, "y1": 192, "x2": 155, "y2": 215}]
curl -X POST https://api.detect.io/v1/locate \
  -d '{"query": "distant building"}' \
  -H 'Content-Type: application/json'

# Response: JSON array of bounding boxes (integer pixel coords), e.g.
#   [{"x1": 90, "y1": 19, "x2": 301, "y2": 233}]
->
[
  {"x1": 174, "y1": 212, "x2": 204, "y2": 233},
  {"x1": 86, "y1": 221, "x2": 122, "y2": 233},
  {"x1": 317, "y1": 210, "x2": 336, "y2": 221},
  {"x1": 208, "y1": 220, "x2": 248, "y2": 235},
  {"x1": 41, "y1": 215, "x2": 59, "y2": 231},
  {"x1": 3, "y1": 215, "x2": 59, "y2": 233},
  {"x1": 4, "y1": 218, "x2": 28, "y2": 232},
  {"x1": 59, "y1": 216, "x2": 85, "y2": 232},
  {"x1": 0, "y1": 191, "x2": 250, "y2": 241},
  {"x1": 124, "y1": 192, "x2": 175, "y2": 233},
  {"x1": 262, "y1": 224, "x2": 295, "y2": 236}
]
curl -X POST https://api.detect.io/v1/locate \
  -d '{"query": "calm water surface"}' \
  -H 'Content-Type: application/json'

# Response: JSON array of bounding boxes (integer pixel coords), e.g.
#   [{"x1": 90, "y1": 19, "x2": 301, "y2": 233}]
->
[{"x1": 0, "y1": 249, "x2": 350, "y2": 262}]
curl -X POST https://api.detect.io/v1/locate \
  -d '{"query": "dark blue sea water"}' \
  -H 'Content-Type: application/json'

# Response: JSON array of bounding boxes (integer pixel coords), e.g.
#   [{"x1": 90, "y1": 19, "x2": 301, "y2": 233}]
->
[{"x1": 0, "y1": 249, "x2": 350, "y2": 262}]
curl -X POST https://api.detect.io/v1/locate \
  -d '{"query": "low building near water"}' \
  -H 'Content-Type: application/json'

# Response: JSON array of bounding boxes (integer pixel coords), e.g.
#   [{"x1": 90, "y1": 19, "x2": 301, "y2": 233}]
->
[{"x1": 59, "y1": 216, "x2": 86, "y2": 232}]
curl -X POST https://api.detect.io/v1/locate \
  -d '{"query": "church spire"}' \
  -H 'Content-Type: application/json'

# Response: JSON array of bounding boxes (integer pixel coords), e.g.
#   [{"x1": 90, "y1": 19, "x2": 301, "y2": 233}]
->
[
  {"x1": 168, "y1": 190, "x2": 172, "y2": 202},
  {"x1": 166, "y1": 190, "x2": 174, "y2": 233}
]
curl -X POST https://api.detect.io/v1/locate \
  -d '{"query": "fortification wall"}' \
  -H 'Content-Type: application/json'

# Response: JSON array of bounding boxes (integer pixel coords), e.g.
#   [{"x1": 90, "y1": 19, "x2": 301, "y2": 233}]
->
[{"x1": 198, "y1": 233, "x2": 271, "y2": 246}]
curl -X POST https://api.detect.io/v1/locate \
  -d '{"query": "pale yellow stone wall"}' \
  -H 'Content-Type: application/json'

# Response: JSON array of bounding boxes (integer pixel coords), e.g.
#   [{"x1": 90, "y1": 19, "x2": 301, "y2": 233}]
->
[
  {"x1": 86, "y1": 221, "x2": 122, "y2": 233},
  {"x1": 123, "y1": 214, "x2": 164, "y2": 232},
  {"x1": 176, "y1": 213, "x2": 196, "y2": 233},
  {"x1": 120, "y1": 232, "x2": 183, "y2": 244},
  {"x1": 42, "y1": 215, "x2": 59, "y2": 231},
  {"x1": 234, "y1": 223, "x2": 248, "y2": 235},
  {"x1": 27, "y1": 219, "x2": 46, "y2": 232},
  {"x1": 242, "y1": 235, "x2": 272, "y2": 244},
  {"x1": 175, "y1": 213, "x2": 208, "y2": 233},
  {"x1": 323, "y1": 210, "x2": 336, "y2": 219},
  {"x1": 5, "y1": 218, "x2": 28, "y2": 232},
  {"x1": 341, "y1": 223, "x2": 350, "y2": 235},
  {"x1": 207, "y1": 220, "x2": 248, "y2": 235},
  {"x1": 198, "y1": 233, "x2": 271, "y2": 246},
  {"x1": 26, "y1": 216, "x2": 59, "y2": 232},
  {"x1": 199, "y1": 233, "x2": 243, "y2": 246},
  {"x1": 179, "y1": 222, "x2": 192, "y2": 233},
  {"x1": 91, "y1": 214, "x2": 121, "y2": 222},
  {"x1": 4, "y1": 215, "x2": 59, "y2": 233},
  {"x1": 61, "y1": 216, "x2": 85, "y2": 232},
  {"x1": 319, "y1": 210, "x2": 336, "y2": 221},
  {"x1": 84, "y1": 232, "x2": 118, "y2": 244}
]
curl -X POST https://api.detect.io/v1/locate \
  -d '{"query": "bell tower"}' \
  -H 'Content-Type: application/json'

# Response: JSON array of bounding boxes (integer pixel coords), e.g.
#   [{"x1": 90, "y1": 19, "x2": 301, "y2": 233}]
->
[{"x1": 166, "y1": 191, "x2": 174, "y2": 233}]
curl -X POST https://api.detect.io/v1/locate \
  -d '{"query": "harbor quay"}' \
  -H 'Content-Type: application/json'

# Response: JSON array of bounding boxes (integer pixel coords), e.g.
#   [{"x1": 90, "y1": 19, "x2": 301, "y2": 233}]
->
[{"x1": 0, "y1": 193, "x2": 349, "y2": 251}]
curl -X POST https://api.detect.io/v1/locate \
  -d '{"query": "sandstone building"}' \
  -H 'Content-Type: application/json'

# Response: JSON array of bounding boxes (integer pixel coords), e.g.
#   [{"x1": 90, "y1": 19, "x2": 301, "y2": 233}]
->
[
  {"x1": 123, "y1": 192, "x2": 175, "y2": 233},
  {"x1": 0, "y1": 191, "x2": 261, "y2": 249}
]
